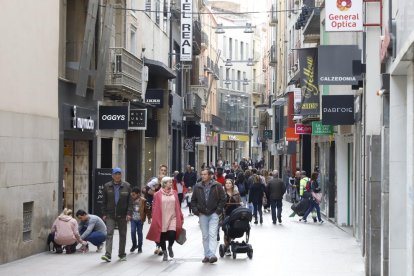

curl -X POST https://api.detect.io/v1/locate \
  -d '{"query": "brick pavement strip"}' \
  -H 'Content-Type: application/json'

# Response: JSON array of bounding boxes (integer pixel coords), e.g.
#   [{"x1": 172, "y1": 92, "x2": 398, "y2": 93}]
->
[{"x1": 0, "y1": 201, "x2": 364, "y2": 276}]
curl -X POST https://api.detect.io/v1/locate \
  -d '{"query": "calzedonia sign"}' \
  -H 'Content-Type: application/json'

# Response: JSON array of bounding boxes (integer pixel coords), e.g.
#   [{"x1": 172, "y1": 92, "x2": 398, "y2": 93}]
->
[{"x1": 326, "y1": 0, "x2": 363, "y2": 32}]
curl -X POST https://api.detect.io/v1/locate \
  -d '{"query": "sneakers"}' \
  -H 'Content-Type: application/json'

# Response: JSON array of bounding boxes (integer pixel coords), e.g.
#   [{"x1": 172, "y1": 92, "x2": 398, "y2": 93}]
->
[
  {"x1": 154, "y1": 247, "x2": 162, "y2": 255},
  {"x1": 119, "y1": 255, "x2": 127, "y2": 261},
  {"x1": 167, "y1": 246, "x2": 174, "y2": 258},
  {"x1": 96, "y1": 244, "x2": 103, "y2": 253},
  {"x1": 130, "y1": 245, "x2": 137, "y2": 253},
  {"x1": 202, "y1": 257, "x2": 210, "y2": 263},
  {"x1": 254, "y1": 221, "x2": 258, "y2": 224},
  {"x1": 101, "y1": 254, "x2": 111, "y2": 262},
  {"x1": 209, "y1": 255, "x2": 218, "y2": 263},
  {"x1": 278, "y1": 218, "x2": 282, "y2": 224},
  {"x1": 272, "y1": 221, "x2": 276, "y2": 224},
  {"x1": 319, "y1": 220, "x2": 324, "y2": 224},
  {"x1": 162, "y1": 251, "x2": 168, "y2": 261},
  {"x1": 225, "y1": 249, "x2": 231, "y2": 256}
]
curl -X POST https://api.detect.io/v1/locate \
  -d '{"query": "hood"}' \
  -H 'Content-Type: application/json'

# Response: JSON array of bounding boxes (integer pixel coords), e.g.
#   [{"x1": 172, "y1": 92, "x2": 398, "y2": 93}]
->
[{"x1": 58, "y1": 215, "x2": 73, "y2": 222}]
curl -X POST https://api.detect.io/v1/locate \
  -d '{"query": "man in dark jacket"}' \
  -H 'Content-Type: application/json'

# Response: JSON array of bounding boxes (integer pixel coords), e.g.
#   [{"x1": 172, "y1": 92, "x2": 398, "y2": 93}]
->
[
  {"x1": 268, "y1": 170, "x2": 286, "y2": 224},
  {"x1": 101, "y1": 168, "x2": 132, "y2": 262},
  {"x1": 183, "y1": 165, "x2": 197, "y2": 188},
  {"x1": 191, "y1": 169, "x2": 226, "y2": 264}
]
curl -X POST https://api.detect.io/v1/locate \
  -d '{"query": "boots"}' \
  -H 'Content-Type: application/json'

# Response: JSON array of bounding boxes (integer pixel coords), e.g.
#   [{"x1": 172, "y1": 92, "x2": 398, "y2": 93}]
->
[
  {"x1": 167, "y1": 246, "x2": 174, "y2": 258},
  {"x1": 162, "y1": 250, "x2": 168, "y2": 261}
]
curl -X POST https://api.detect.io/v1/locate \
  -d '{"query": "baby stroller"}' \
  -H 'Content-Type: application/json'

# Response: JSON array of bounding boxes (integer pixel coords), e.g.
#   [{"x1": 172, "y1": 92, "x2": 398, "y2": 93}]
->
[{"x1": 219, "y1": 207, "x2": 253, "y2": 259}]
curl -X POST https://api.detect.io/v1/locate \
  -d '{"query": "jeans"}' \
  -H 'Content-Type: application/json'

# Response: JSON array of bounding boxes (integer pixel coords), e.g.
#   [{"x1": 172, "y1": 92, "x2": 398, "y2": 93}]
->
[
  {"x1": 79, "y1": 226, "x2": 106, "y2": 247},
  {"x1": 105, "y1": 216, "x2": 127, "y2": 258},
  {"x1": 303, "y1": 200, "x2": 322, "y2": 222},
  {"x1": 130, "y1": 219, "x2": 143, "y2": 249},
  {"x1": 199, "y1": 213, "x2": 219, "y2": 258},
  {"x1": 252, "y1": 201, "x2": 263, "y2": 222},
  {"x1": 270, "y1": 199, "x2": 283, "y2": 222}
]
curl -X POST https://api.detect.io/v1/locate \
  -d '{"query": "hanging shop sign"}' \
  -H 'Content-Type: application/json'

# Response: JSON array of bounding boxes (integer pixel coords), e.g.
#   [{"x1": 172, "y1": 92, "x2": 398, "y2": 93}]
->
[
  {"x1": 295, "y1": 123, "x2": 312, "y2": 135},
  {"x1": 129, "y1": 109, "x2": 147, "y2": 130},
  {"x1": 71, "y1": 105, "x2": 95, "y2": 131},
  {"x1": 322, "y1": 95, "x2": 354, "y2": 125},
  {"x1": 99, "y1": 105, "x2": 129, "y2": 129},
  {"x1": 286, "y1": 127, "x2": 300, "y2": 142},
  {"x1": 326, "y1": 0, "x2": 363, "y2": 32},
  {"x1": 263, "y1": 130, "x2": 273, "y2": 139},
  {"x1": 145, "y1": 89, "x2": 164, "y2": 108},
  {"x1": 180, "y1": 0, "x2": 192, "y2": 61},
  {"x1": 293, "y1": 88, "x2": 302, "y2": 115},
  {"x1": 298, "y1": 48, "x2": 320, "y2": 118},
  {"x1": 220, "y1": 134, "x2": 249, "y2": 142},
  {"x1": 184, "y1": 138, "x2": 195, "y2": 152},
  {"x1": 318, "y1": 45, "x2": 362, "y2": 85},
  {"x1": 312, "y1": 121, "x2": 334, "y2": 135}
]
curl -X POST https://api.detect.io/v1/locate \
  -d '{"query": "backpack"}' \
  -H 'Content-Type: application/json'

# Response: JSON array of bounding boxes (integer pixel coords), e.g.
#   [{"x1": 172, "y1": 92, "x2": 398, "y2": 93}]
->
[{"x1": 237, "y1": 180, "x2": 246, "y2": 195}]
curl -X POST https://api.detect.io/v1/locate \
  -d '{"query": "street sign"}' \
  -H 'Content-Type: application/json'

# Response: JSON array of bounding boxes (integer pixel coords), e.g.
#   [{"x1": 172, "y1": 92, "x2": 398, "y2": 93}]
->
[
  {"x1": 312, "y1": 121, "x2": 334, "y2": 135},
  {"x1": 295, "y1": 123, "x2": 312, "y2": 135},
  {"x1": 93, "y1": 168, "x2": 112, "y2": 218}
]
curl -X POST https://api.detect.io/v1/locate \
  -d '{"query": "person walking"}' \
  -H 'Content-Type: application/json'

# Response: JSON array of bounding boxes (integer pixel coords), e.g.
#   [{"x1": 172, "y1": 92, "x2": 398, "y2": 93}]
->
[
  {"x1": 146, "y1": 177, "x2": 184, "y2": 261},
  {"x1": 129, "y1": 187, "x2": 150, "y2": 253},
  {"x1": 101, "y1": 168, "x2": 132, "y2": 262},
  {"x1": 49, "y1": 208, "x2": 87, "y2": 254},
  {"x1": 268, "y1": 170, "x2": 286, "y2": 224},
  {"x1": 301, "y1": 172, "x2": 324, "y2": 224},
  {"x1": 76, "y1": 209, "x2": 107, "y2": 253},
  {"x1": 235, "y1": 172, "x2": 248, "y2": 206},
  {"x1": 173, "y1": 172, "x2": 186, "y2": 205},
  {"x1": 191, "y1": 169, "x2": 226, "y2": 263},
  {"x1": 248, "y1": 173, "x2": 266, "y2": 224}
]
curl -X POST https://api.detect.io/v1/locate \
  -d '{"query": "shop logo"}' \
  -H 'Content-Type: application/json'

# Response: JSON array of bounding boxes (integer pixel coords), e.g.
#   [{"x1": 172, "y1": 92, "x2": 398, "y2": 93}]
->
[
  {"x1": 72, "y1": 106, "x2": 95, "y2": 131},
  {"x1": 101, "y1": 114, "x2": 126, "y2": 121},
  {"x1": 337, "y1": 0, "x2": 352, "y2": 11}
]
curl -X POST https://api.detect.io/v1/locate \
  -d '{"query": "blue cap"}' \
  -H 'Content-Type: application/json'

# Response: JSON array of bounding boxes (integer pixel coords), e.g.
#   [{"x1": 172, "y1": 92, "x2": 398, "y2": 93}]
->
[{"x1": 112, "y1": 167, "x2": 122, "y2": 174}]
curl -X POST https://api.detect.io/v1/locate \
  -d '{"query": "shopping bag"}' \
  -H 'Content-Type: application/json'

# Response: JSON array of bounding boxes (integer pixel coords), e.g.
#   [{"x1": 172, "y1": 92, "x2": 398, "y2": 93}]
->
[{"x1": 176, "y1": 228, "x2": 186, "y2": 245}]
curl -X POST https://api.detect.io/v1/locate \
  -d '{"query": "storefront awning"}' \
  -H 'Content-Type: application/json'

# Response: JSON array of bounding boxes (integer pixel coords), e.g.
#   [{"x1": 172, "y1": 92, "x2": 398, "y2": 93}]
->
[{"x1": 143, "y1": 58, "x2": 176, "y2": 79}]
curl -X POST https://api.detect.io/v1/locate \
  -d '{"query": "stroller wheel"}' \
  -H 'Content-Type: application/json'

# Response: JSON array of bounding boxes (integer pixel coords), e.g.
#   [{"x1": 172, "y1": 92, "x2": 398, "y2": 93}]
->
[
  {"x1": 219, "y1": 244, "x2": 225, "y2": 258},
  {"x1": 247, "y1": 249, "x2": 253, "y2": 259},
  {"x1": 232, "y1": 252, "x2": 237, "y2": 259}
]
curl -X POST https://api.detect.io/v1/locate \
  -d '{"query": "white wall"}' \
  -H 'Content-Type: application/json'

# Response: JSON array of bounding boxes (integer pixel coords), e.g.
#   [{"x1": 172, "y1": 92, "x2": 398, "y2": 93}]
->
[
  {"x1": 0, "y1": 0, "x2": 59, "y2": 117},
  {"x1": 335, "y1": 135, "x2": 348, "y2": 226}
]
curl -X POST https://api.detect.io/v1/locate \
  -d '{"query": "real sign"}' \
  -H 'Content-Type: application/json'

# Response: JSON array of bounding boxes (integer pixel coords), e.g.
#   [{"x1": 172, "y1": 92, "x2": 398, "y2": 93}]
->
[
  {"x1": 181, "y1": 0, "x2": 192, "y2": 61},
  {"x1": 326, "y1": 0, "x2": 363, "y2": 32},
  {"x1": 295, "y1": 124, "x2": 312, "y2": 135}
]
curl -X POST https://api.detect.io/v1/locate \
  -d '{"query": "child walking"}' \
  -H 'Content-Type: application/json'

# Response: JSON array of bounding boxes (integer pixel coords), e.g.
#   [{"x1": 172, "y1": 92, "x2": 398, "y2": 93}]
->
[
  {"x1": 130, "y1": 187, "x2": 150, "y2": 253},
  {"x1": 185, "y1": 187, "x2": 193, "y2": 216}
]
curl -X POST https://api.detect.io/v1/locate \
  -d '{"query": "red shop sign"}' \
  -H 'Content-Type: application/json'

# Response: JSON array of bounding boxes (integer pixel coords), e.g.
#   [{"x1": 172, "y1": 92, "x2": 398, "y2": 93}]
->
[{"x1": 295, "y1": 123, "x2": 312, "y2": 135}]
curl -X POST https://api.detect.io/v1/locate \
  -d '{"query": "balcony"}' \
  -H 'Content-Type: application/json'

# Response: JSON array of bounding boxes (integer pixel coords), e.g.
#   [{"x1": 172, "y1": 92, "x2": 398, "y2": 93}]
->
[
  {"x1": 303, "y1": 8, "x2": 320, "y2": 44},
  {"x1": 105, "y1": 48, "x2": 143, "y2": 100},
  {"x1": 211, "y1": 114, "x2": 223, "y2": 129},
  {"x1": 269, "y1": 45, "x2": 277, "y2": 66},
  {"x1": 269, "y1": 4, "x2": 278, "y2": 26},
  {"x1": 252, "y1": 82, "x2": 266, "y2": 95},
  {"x1": 184, "y1": 90, "x2": 202, "y2": 118},
  {"x1": 193, "y1": 20, "x2": 202, "y2": 56},
  {"x1": 190, "y1": 84, "x2": 208, "y2": 107}
]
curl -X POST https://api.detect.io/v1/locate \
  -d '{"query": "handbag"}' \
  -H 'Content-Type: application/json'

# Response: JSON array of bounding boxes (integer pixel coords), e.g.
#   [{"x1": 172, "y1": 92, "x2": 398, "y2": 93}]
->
[
  {"x1": 311, "y1": 191, "x2": 322, "y2": 204},
  {"x1": 176, "y1": 228, "x2": 187, "y2": 245}
]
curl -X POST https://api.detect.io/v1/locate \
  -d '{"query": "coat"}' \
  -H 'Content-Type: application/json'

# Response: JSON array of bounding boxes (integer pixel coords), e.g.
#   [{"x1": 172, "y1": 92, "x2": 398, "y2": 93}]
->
[
  {"x1": 249, "y1": 182, "x2": 266, "y2": 204},
  {"x1": 191, "y1": 180, "x2": 226, "y2": 216},
  {"x1": 132, "y1": 196, "x2": 151, "y2": 222},
  {"x1": 146, "y1": 189, "x2": 184, "y2": 242},
  {"x1": 51, "y1": 215, "x2": 82, "y2": 246},
  {"x1": 268, "y1": 177, "x2": 286, "y2": 200},
  {"x1": 102, "y1": 181, "x2": 133, "y2": 218},
  {"x1": 224, "y1": 190, "x2": 241, "y2": 217}
]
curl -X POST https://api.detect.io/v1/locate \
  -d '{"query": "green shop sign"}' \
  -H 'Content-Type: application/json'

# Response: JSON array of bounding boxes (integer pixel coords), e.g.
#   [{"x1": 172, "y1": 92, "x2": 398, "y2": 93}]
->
[{"x1": 312, "y1": 121, "x2": 333, "y2": 135}]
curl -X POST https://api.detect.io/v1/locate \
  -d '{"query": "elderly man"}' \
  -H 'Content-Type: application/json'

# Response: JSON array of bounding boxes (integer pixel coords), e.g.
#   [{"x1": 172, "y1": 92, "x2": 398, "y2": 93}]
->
[
  {"x1": 101, "y1": 168, "x2": 132, "y2": 262},
  {"x1": 268, "y1": 170, "x2": 286, "y2": 224},
  {"x1": 191, "y1": 169, "x2": 226, "y2": 263}
]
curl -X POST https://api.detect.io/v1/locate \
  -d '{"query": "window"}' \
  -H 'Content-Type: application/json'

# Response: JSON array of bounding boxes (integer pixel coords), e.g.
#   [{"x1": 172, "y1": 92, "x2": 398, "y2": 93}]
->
[
  {"x1": 237, "y1": 71, "x2": 241, "y2": 91},
  {"x1": 243, "y1": 72, "x2": 247, "y2": 92},
  {"x1": 223, "y1": 36, "x2": 227, "y2": 58},
  {"x1": 220, "y1": 66, "x2": 224, "y2": 87},
  {"x1": 155, "y1": 0, "x2": 160, "y2": 25},
  {"x1": 145, "y1": 0, "x2": 151, "y2": 14},
  {"x1": 229, "y1": 38, "x2": 233, "y2": 60},
  {"x1": 231, "y1": 69, "x2": 235, "y2": 90},
  {"x1": 131, "y1": 0, "x2": 137, "y2": 14},
  {"x1": 235, "y1": 39, "x2": 238, "y2": 60},
  {"x1": 23, "y1": 201, "x2": 34, "y2": 241},
  {"x1": 130, "y1": 27, "x2": 137, "y2": 55},
  {"x1": 226, "y1": 68, "x2": 230, "y2": 83},
  {"x1": 246, "y1": 43, "x2": 249, "y2": 59},
  {"x1": 240, "y1": 42, "x2": 244, "y2": 60}
]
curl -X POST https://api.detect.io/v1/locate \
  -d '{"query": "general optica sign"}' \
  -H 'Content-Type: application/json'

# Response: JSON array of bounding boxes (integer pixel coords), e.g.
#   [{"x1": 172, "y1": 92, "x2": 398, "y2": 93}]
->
[
  {"x1": 295, "y1": 124, "x2": 312, "y2": 135},
  {"x1": 326, "y1": 0, "x2": 363, "y2": 32}
]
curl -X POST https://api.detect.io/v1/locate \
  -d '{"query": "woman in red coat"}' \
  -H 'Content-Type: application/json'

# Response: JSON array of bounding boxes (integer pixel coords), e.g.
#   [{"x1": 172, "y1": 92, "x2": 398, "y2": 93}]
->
[{"x1": 146, "y1": 176, "x2": 184, "y2": 261}]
